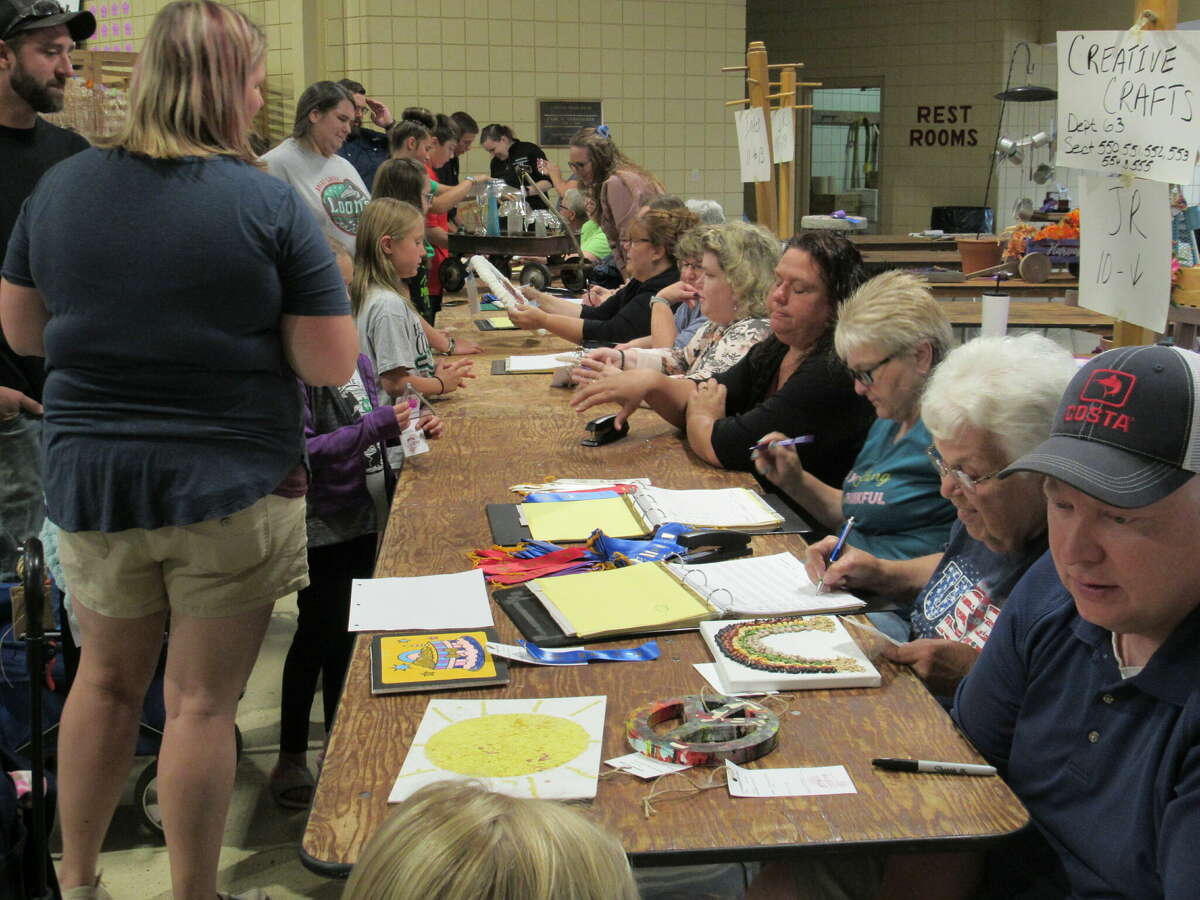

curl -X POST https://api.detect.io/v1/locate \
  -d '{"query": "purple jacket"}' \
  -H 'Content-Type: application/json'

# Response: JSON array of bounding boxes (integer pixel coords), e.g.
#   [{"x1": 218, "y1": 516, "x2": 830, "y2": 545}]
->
[{"x1": 302, "y1": 354, "x2": 401, "y2": 521}]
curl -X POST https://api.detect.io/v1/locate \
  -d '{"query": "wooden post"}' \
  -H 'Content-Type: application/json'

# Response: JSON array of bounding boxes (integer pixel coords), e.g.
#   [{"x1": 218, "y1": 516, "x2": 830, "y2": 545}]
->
[
  {"x1": 775, "y1": 66, "x2": 797, "y2": 239},
  {"x1": 1113, "y1": 0, "x2": 1178, "y2": 347},
  {"x1": 746, "y1": 42, "x2": 778, "y2": 234}
]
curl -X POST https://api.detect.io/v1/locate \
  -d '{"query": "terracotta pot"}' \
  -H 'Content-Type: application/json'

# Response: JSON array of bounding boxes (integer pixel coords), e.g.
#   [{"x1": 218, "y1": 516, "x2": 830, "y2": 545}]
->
[{"x1": 957, "y1": 238, "x2": 1003, "y2": 275}]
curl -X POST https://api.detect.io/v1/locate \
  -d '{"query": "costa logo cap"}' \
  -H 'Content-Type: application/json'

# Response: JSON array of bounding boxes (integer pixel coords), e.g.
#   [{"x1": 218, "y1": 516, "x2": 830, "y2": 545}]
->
[{"x1": 1001, "y1": 344, "x2": 1200, "y2": 508}]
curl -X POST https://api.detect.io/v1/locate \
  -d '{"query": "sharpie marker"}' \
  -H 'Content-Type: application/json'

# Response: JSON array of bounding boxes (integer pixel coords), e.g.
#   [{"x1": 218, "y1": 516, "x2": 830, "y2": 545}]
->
[
  {"x1": 872, "y1": 757, "x2": 997, "y2": 777},
  {"x1": 815, "y1": 516, "x2": 856, "y2": 593},
  {"x1": 749, "y1": 434, "x2": 815, "y2": 453}
]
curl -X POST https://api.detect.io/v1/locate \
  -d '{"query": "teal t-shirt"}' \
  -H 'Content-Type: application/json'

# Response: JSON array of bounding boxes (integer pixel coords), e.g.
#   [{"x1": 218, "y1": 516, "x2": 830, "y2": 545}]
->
[{"x1": 840, "y1": 418, "x2": 956, "y2": 561}]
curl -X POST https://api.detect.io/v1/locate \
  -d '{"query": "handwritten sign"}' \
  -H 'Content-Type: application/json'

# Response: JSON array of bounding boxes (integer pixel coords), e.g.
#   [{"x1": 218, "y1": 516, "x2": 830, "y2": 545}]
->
[
  {"x1": 1078, "y1": 174, "x2": 1170, "y2": 332},
  {"x1": 1057, "y1": 31, "x2": 1200, "y2": 183},
  {"x1": 771, "y1": 108, "x2": 795, "y2": 164},
  {"x1": 734, "y1": 108, "x2": 772, "y2": 183}
]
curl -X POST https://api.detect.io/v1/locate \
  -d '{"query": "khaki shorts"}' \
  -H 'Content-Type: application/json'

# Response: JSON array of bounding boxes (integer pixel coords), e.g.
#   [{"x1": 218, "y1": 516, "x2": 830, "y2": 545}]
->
[{"x1": 59, "y1": 494, "x2": 309, "y2": 619}]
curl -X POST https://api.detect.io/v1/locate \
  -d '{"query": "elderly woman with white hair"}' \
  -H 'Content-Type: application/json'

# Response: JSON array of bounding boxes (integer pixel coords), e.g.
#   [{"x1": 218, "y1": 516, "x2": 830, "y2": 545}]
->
[
  {"x1": 804, "y1": 333, "x2": 1078, "y2": 692},
  {"x1": 755, "y1": 269, "x2": 957, "y2": 563}
]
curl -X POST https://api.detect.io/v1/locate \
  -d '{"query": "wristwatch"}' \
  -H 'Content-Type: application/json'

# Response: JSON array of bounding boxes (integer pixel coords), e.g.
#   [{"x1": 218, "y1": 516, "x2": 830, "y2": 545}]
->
[
  {"x1": 649, "y1": 295, "x2": 672, "y2": 308},
  {"x1": 442, "y1": 335, "x2": 458, "y2": 355}
]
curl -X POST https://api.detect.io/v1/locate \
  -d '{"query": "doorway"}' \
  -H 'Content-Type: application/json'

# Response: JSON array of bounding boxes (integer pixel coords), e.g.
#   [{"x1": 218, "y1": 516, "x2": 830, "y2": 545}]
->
[{"x1": 802, "y1": 83, "x2": 882, "y2": 230}]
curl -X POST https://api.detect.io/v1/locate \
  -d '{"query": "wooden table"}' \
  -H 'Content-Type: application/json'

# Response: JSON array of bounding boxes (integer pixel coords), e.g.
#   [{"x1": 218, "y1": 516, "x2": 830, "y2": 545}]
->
[
  {"x1": 848, "y1": 233, "x2": 963, "y2": 252},
  {"x1": 300, "y1": 302, "x2": 1029, "y2": 876},
  {"x1": 924, "y1": 273, "x2": 1078, "y2": 299},
  {"x1": 860, "y1": 249, "x2": 961, "y2": 270},
  {"x1": 938, "y1": 301, "x2": 1112, "y2": 330}
]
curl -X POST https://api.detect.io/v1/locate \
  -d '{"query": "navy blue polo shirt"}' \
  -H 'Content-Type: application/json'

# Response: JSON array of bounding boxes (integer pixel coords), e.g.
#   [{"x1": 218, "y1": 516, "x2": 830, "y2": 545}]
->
[
  {"x1": 338, "y1": 127, "x2": 390, "y2": 190},
  {"x1": 954, "y1": 551, "x2": 1200, "y2": 899}
]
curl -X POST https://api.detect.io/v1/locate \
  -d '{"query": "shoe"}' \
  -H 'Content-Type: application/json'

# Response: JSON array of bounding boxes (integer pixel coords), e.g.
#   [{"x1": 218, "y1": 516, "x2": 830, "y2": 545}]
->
[
  {"x1": 268, "y1": 760, "x2": 315, "y2": 810},
  {"x1": 61, "y1": 877, "x2": 113, "y2": 899}
]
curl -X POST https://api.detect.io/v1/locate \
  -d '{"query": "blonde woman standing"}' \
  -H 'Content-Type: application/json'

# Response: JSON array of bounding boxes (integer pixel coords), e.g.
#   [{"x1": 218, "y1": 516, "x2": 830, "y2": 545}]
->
[{"x1": 0, "y1": 2, "x2": 358, "y2": 897}]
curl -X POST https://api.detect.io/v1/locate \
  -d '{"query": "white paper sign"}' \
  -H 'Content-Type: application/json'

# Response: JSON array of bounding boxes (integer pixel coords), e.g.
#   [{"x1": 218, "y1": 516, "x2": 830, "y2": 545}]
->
[
  {"x1": 734, "y1": 107, "x2": 772, "y2": 182},
  {"x1": 1057, "y1": 30, "x2": 1200, "y2": 183},
  {"x1": 725, "y1": 760, "x2": 857, "y2": 797},
  {"x1": 348, "y1": 570, "x2": 493, "y2": 632},
  {"x1": 771, "y1": 107, "x2": 795, "y2": 164},
  {"x1": 1078, "y1": 174, "x2": 1171, "y2": 332}
]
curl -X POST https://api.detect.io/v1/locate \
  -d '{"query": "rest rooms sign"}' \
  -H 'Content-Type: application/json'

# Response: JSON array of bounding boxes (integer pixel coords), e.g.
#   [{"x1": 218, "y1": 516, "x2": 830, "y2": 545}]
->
[
  {"x1": 1057, "y1": 31, "x2": 1200, "y2": 183},
  {"x1": 909, "y1": 106, "x2": 979, "y2": 147}
]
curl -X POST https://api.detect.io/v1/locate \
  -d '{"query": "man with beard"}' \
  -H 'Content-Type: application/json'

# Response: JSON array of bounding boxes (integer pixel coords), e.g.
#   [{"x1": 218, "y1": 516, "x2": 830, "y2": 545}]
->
[
  {"x1": 336, "y1": 77, "x2": 393, "y2": 189},
  {"x1": 0, "y1": 0, "x2": 94, "y2": 578}
]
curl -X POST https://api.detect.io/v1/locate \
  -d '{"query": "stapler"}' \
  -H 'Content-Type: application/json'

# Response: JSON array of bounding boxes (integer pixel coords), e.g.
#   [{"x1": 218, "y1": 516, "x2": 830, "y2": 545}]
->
[
  {"x1": 582, "y1": 413, "x2": 629, "y2": 447},
  {"x1": 677, "y1": 530, "x2": 752, "y2": 564}
]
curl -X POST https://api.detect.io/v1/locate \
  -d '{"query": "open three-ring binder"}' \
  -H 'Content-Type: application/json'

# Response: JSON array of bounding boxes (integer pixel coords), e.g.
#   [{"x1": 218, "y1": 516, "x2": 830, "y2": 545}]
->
[{"x1": 496, "y1": 552, "x2": 864, "y2": 645}]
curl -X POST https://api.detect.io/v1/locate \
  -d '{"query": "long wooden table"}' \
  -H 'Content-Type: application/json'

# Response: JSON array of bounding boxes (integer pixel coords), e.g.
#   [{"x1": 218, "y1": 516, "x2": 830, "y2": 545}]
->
[
  {"x1": 860, "y1": 249, "x2": 962, "y2": 270},
  {"x1": 300, "y1": 303, "x2": 1029, "y2": 876},
  {"x1": 924, "y1": 273, "x2": 1078, "y2": 299},
  {"x1": 938, "y1": 300, "x2": 1112, "y2": 330}
]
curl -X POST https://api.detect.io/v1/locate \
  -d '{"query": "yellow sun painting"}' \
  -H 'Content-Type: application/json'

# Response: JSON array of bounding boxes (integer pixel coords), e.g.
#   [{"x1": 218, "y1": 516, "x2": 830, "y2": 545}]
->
[{"x1": 389, "y1": 696, "x2": 607, "y2": 803}]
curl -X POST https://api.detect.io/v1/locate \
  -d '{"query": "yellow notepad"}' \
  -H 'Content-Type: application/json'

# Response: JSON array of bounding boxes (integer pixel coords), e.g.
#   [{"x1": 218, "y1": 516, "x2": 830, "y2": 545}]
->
[
  {"x1": 520, "y1": 496, "x2": 647, "y2": 542},
  {"x1": 490, "y1": 315, "x2": 515, "y2": 328},
  {"x1": 530, "y1": 563, "x2": 714, "y2": 639}
]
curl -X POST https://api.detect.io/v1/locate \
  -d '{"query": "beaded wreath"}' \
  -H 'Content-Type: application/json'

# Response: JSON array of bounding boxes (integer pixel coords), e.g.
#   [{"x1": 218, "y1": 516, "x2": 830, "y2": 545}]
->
[{"x1": 714, "y1": 616, "x2": 864, "y2": 674}]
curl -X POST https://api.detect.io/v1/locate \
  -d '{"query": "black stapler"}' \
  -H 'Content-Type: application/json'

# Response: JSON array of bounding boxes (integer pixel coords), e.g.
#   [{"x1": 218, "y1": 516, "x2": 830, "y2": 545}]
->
[
  {"x1": 582, "y1": 413, "x2": 629, "y2": 447},
  {"x1": 677, "y1": 530, "x2": 752, "y2": 564}
]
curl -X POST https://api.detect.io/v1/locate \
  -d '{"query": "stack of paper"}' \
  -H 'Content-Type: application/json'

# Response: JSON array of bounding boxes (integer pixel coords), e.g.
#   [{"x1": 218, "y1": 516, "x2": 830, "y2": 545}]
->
[
  {"x1": 505, "y1": 353, "x2": 579, "y2": 373},
  {"x1": 667, "y1": 553, "x2": 864, "y2": 617},
  {"x1": 348, "y1": 569, "x2": 493, "y2": 632}
]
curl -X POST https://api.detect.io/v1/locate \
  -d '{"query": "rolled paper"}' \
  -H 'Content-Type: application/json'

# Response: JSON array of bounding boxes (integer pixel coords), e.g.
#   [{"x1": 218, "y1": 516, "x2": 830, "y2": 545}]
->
[{"x1": 467, "y1": 255, "x2": 526, "y2": 310}]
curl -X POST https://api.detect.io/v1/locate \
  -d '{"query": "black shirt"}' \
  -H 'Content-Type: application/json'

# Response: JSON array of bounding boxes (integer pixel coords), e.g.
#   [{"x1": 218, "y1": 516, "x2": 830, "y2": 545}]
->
[
  {"x1": 711, "y1": 336, "x2": 874, "y2": 487},
  {"x1": 434, "y1": 154, "x2": 459, "y2": 187},
  {"x1": 578, "y1": 267, "x2": 678, "y2": 344},
  {"x1": 0, "y1": 118, "x2": 90, "y2": 401},
  {"x1": 490, "y1": 139, "x2": 550, "y2": 210}
]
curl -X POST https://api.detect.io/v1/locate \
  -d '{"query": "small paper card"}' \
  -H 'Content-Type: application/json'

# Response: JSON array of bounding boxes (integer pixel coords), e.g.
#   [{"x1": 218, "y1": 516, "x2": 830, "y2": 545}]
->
[
  {"x1": 606, "y1": 753, "x2": 692, "y2": 779},
  {"x1": 725, "y1": 760, "x2": 857, "y2": 797},
  {"x1": 400, "y1": 423, "x2": 430, "y2": 457}
]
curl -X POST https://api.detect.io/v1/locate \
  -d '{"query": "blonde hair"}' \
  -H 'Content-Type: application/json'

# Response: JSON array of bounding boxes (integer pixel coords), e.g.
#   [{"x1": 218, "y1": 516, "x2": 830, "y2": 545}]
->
[
  {"x1": 343, "y1": 781, "x2": 639, "y2": 900},
  {"x1": 698, "y1": 221, "x2": 780, "y2": 319},
  {"x1": 570, "y1": 126, "x2": 664, "y2": 214},
  {"x1": 351, "y1": 198, "x2": 423, "y2": 318},
  {"x1": 100, "y1": 0, "x2": 265, "y2": 163},
  {"x1": 834, "y1": 269, "x2": 953, "y2": 364},
  {"x1": 675, "y1": 224, "x2": 716, "y2": 265}
]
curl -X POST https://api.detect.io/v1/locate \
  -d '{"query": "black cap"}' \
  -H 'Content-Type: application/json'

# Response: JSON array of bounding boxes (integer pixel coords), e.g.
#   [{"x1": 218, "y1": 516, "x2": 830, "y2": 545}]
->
[
  {"x1": 1002, "y1": 344, "x2": 1200, "y2": 508},
  {"x1": 0, "y1": 0, "x2": 96, "y2": 43}
]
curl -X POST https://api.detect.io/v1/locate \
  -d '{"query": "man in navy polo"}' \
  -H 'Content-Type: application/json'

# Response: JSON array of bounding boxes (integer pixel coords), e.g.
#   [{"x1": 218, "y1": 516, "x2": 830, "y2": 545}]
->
[{"x1": 953, "y1": 343, "x2": 1200, "y2": 898}]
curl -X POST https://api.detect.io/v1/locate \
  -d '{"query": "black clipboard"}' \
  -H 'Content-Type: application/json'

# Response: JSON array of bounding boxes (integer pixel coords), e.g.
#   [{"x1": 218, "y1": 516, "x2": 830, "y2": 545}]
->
[
  {"x1": 475, "y1": 318, "x2": 519, "y2": 331},
  {"x1": 486, "y1": 495, "x2": 811, "y2": 546}
]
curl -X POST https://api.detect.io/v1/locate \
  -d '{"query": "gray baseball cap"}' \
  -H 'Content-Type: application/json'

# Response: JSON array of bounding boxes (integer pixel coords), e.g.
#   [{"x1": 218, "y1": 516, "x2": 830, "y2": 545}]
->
[{"x1": 1, "y1": 0, "x2": 96, "y2": 43}]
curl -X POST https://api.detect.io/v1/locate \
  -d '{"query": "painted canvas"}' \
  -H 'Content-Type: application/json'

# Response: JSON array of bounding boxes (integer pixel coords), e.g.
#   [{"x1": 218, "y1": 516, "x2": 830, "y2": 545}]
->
[
  {"x1": 389, "y1": 696, "x2": 607, "y2": 802},
  {"x1": 370, "y1": 628, "x2": 508, "y2": 695}
]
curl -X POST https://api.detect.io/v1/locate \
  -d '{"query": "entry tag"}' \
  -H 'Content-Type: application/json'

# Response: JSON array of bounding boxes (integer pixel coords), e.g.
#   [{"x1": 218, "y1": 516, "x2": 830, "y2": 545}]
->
[{"x1": 400, "y1": 423, "x2": 430, "y2": 456}]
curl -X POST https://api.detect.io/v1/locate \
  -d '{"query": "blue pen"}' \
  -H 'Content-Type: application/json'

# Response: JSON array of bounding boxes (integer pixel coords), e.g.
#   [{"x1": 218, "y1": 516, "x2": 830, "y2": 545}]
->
[{"x1": 815, "y1": 516, "x2": 856, "y2": 593}]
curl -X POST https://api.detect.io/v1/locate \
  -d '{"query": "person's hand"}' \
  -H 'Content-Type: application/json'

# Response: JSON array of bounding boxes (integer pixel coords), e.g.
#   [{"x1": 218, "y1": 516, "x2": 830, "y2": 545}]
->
[
  {"x1": 451, "y1": 336, "x2": 482, "y2": 355},
  {"x1": 803, "y1": 537, "x2": 882, "y2": 593},
  {"x1": 585, "y1": 347, "x2": 624, "y2": 368},
  {"x1": 583, "y1": 284, "x2": 615, "y2": 307},
  {"x1": 688, "y1": 378, "x2": 726, "y2": 420},
  {"x1": 656, "y1": 280, "x2": 700, "y2": 306},
  {"x1": 508, "y1": 303, "x2": 547, "y2": 330},
  {"x1": 881, "y1": 639, "x2": 981, "y2": 696},
  {"x1": 365, "y1": 97, "x2": 394, "y2": 128},
  {"x1": 751, "y1": 430, "x2": 804, "y2": 489},
  {"x1": 390, "y1": 402, "x2": 413, "y2": 430},
  {"x1": 571, "y1": 356, "x2": 621, "y2": 385},
  {"x1": 0, "y1": 387, "x2": 42, "y2": 422},
  {"x1": 417, "y1": 412, "x2": 444, "y2": 439},
  {"x1": 570, "y1": 369, "x2": 659, "y2": 428},
  {"x1": 435, "y1": 357, "x2": 475, "y2": 391},
  {"x1": 537, "y1": 158, "x2": 562, "y2": 182}
]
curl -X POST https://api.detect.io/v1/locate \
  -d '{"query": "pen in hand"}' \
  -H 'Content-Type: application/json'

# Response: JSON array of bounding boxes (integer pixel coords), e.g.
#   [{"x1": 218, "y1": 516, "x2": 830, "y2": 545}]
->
[
  {"x1": 749, "y1": 434, "x2": 814, "y2": 453},
  {"x1": 815, "y1": 516, "x2": 856, "y2": 593}
]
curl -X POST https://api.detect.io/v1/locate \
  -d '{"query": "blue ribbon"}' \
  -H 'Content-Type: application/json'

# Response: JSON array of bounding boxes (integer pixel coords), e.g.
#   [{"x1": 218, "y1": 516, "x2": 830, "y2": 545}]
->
[
  {"x1": 520, "y1": 639, "x2": 659, "y2": 664},
  {"x1": 524, "y1": 490, "x2": 619, "y2": 503},
  {"x1": 589, "y1": 522, "x2": 689, "y2": 564}
]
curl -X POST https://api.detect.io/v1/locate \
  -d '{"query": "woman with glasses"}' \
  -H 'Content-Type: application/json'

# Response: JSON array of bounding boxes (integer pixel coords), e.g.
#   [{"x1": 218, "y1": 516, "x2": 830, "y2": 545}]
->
[
  {"x1": 558, "y1": 187, "x2": 610, "y2": 263},
  {"x1": 754, "y1": 269, "x2": 957, "y2": 563},
  {"x1": 803, "y1": 334, "x2": 1076, "y2": 680},
  {"x1": 572, "y1": 232, "x2": 874, "y2": 492},
  {"x1": 509, "y1": 206, "x2": 697, "y2": 344}
]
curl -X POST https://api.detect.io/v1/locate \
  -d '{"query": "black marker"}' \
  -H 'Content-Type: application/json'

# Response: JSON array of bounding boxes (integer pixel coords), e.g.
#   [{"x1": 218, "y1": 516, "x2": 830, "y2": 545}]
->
[{"x1": 872, "y1": 757, "x2": 997, "y2": 777}]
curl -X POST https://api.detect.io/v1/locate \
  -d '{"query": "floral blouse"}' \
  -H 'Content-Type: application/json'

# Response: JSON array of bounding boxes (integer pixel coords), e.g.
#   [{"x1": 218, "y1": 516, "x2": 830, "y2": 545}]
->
[{"x1": 663, "y1": 317, "x2": 771, "y2": 381}]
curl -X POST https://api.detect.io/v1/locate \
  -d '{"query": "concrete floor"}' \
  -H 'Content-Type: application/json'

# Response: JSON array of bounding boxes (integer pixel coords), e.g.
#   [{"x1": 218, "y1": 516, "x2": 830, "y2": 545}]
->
[{"x1": 52, "y1": 593, "x2": 345, "y2": 900}]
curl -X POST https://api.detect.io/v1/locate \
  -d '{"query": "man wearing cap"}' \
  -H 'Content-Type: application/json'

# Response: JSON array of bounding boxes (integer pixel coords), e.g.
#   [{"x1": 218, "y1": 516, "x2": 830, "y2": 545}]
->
[
  {"x1": 953, "y1": 343, "x2": 1200, "y2": 898},
  {"x1": 0, "y1": 0, "x2": 94, "y2": 577}
]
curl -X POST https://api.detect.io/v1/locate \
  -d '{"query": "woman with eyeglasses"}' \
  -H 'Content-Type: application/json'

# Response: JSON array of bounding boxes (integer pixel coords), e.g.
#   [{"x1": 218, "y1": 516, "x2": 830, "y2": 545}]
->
[
  {"x1": 508, "y1": 206, "x2": 697, "y2": 344},
  {"x1": 754, "y1": 269, "x2": 957, "y2": 566},
  {"x1": 800, "y1": 334, "x2": 1076, "y2": 684},
  {"x1": 572, "y1": 231, "x2": 874, "y2": 493}
]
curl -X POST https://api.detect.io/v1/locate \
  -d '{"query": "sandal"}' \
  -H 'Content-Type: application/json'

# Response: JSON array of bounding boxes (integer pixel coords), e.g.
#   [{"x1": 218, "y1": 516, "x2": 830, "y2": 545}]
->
[{"x1": 268, "y1": 761, "x2": 314, "y2": 810}]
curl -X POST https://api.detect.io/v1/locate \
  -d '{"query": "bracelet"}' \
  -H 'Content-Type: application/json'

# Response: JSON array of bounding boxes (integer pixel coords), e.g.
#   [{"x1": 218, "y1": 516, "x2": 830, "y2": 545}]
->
[
  {"x1": 650, "y1": 295, "x2": 672, "y2": 308},
  {"x1": 617, "y1": 349, "x2": 626, "y2": 369},
  {"x1": 444, "y1": 334, "x2": 457, "y2": 355},
  {"x1": 434, "y1": 375, "x2": 446, "y2": 394}
]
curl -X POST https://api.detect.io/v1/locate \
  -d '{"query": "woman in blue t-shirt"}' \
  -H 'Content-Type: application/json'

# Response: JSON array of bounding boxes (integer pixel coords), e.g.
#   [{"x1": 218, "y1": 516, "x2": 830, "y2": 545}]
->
[{"x1": 754, "y1": 269, "x2": 956, "y2": 561}]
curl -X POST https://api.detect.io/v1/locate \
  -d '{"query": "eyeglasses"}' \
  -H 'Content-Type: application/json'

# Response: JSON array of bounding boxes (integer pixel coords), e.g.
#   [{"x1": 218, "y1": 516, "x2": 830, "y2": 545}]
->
[
  {"x1": 567, "y1": 161, "x2": 588, "y2": 170},
  {"x1": 848, "y1": 355, "x2": 894, "y2": 386},
  {"x1": 2, "y1": 0, "x2": 66, "y2": 39},
  {"x1": 925, "y1": 445, "x2": 1003, "y2": 494},
  {"x1": 619, "y1": 237, "x2": 652, "y2": 247}
]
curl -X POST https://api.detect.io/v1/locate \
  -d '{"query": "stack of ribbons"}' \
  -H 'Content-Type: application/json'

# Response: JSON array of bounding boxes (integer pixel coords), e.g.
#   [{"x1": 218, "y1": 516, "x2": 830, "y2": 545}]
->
[{"x1": 469, "y1": 522, "x2": 691, "y2": 585}]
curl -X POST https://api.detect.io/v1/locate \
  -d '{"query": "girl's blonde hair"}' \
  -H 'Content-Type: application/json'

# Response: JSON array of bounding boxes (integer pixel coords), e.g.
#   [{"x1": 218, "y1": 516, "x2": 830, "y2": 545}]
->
[
  {"x1": 100, "y1": 0, "x2": 265, "y2": 163},
  {"x1": 343, "y1": 781, "x2": 639, "y2": 900},
  {"x1": 351, "y1": 197, "x2": 424, "y2": 318}
]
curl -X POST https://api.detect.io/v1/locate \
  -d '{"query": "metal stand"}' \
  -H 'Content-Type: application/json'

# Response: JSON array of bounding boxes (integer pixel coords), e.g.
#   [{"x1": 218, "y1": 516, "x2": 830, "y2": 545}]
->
[{"x1": 18, "y1": 537, "x2": 54, "y2": 900}]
